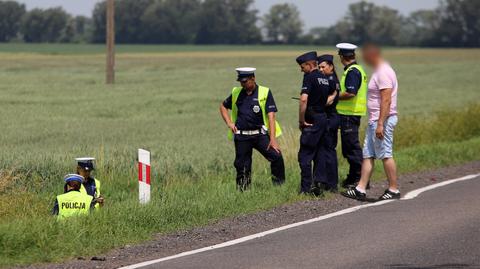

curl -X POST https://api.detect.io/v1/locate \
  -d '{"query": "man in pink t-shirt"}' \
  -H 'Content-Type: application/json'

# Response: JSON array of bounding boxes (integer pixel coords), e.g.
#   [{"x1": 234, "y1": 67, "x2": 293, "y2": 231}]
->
[
  {"x1": 342, "y1": 44, "x2": 400, "y2": 201},
  {"x1": 367, "y1": 60, "x2": 398, "y2": 125}
]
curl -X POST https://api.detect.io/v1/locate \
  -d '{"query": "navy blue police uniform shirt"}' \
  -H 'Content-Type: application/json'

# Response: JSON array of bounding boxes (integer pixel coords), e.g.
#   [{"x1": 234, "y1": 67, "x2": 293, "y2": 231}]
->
[
  {"x1": 83, "y1": 177, "x2": 97, "y2": 197},
  {"x1": 223, "y1": 84, "x2": 277, "y2": 131},
  {"x1": 326, "y1": 73, "x2": 340, "y2": 114},
  {"x1": 344, "y1": 62, "x2": 362, "y2": 95},
  {"x1": 301, "y1": 69, "x2": 336, "y2": 118}
]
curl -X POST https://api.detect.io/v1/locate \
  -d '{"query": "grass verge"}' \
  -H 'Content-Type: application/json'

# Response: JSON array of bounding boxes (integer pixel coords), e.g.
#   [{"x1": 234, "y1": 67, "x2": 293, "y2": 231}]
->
[{"x1": 1, "y1": 105, "x2": 480, "y2": 267}]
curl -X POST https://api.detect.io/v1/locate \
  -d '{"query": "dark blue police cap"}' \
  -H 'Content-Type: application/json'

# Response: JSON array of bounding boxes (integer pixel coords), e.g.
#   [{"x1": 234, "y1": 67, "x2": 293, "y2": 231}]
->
[
  {"x1": 296, "y1": 51, "x2": 318, "y2": 65},
  {"x1": 236, "y1": 67, "x2": 256, "y2": 82},
  {"x1": 317, "y1": 54, "x2": 334, "y2": 64},
  {"x1": 76, "y1": 157, "x2": 95, "y2": 171}
]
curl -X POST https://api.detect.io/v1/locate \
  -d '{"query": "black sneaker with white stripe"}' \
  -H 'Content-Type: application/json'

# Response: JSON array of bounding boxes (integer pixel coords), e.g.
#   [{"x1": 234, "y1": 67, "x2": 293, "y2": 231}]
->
[
  {"x1": 378, "y1": 189, "x2": 401, "y2": 200},
  {"x1": 341, "y1": 188, "x2": 366, "y2": 201}
]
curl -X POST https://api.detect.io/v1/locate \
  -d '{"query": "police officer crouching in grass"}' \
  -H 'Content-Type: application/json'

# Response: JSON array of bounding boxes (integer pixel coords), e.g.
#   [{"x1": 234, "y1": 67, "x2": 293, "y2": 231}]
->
[
  {"x1": 76, "y1": 157, "x2": 104, "y2": 208},
  {"x1": 52, "y1": 174, "x2": 95, "y2": 219},
  {"x1": 220, "y1": 67, "x2": 285, "y2": 191},
  {"x1": 318, "y1": 54, "x2": 341, "y2": 190},
  {"x1": 336, "y1": 43, "x2": 368, "y2": 189},
  {"x1": 296, "y1": 52, "x2": 338, "y2": 196}
]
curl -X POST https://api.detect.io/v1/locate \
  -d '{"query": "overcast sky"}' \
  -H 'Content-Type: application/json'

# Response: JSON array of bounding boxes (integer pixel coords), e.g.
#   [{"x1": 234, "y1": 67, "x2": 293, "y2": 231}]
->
[{"x1": 14, "y1": 0, "x2": 439, "y2": 29}]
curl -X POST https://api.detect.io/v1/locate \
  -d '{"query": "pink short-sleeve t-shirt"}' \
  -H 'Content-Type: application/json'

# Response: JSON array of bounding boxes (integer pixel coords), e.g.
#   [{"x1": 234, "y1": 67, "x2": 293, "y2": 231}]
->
[{"x1": 367, "y1": 61, "x2": 398, "y2": 123}]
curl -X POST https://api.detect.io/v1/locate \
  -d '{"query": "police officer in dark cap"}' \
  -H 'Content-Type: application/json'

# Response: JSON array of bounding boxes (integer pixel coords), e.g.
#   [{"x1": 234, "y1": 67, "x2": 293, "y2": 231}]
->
[
  {"x1": 317, "y1": 54, "x2": 340, "y2": 189},
  {"x1": 335, "y1": 43, "x2": 368, "y2": 189},
  {"x1": 296, "y1": 52, "x2": 337, "y2": 195},
  {"x1": 220, "y1": 67, "x2": 285, "y2": 191}
]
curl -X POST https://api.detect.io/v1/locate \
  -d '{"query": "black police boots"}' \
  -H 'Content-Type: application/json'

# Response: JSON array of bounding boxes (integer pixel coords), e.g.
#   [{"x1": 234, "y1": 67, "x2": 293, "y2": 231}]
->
[
  {"x1": 272, "y1": 177, "x2": 285, "y2": 186},
  {"x1": 310, "y1": 182, "x2": 337, "y2": 197},
  {"x1": 237, "y1": 176, "x2": 251, "y2": 192}
]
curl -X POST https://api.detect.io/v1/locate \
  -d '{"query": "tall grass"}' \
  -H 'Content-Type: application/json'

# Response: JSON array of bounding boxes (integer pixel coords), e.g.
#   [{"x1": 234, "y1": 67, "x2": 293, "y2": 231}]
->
[{"x1": 395, "y1": 104, "x2": 480, "y2": 148}]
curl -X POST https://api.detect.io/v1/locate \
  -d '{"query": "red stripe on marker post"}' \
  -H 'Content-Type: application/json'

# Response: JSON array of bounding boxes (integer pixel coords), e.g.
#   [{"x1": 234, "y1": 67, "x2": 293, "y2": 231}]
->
[
  {"x1": 138, "y1": 149, "x2": 151, "y2": 204},
  {"x1": 146, "y1": 165, "x2": 151, "y2": 185},
  {"x1": 138, "y1": 162, "x2": 143, "y2": 181}
]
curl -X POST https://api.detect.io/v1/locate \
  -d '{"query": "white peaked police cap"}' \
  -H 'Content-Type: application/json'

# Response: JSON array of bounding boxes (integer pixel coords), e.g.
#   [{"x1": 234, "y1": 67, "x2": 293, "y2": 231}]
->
[
  {"x1": 75, "y1": 157, "x2": 96, "y2": 162},
  {"x1": 236, "y1": 67, "x2": 256, "y2": 75},
  {"x1": 336, "y1": 43, "x2": 358, "y2": 50},
  {"x1": 75, "y1": 157, "x2": 96, "y2": 171},
  {"x1": 236, "y1": 67, "x2": 256, "y2": 81},
  {"x1": 336, "y1": 43, "x2": 358, "y2": 56}
]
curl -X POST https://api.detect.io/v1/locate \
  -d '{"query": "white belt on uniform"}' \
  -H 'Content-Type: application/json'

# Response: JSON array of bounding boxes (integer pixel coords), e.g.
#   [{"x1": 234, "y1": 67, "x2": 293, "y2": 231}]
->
[{"x1": 235, "y1": 128, "x2": 267, "y2": 136}]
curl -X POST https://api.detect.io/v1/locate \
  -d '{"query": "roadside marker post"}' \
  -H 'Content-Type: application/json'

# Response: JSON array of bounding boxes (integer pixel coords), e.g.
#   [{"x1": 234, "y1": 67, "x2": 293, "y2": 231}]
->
[{"x1": 138, "y1": 149, "x2": 151, "y2": 204}]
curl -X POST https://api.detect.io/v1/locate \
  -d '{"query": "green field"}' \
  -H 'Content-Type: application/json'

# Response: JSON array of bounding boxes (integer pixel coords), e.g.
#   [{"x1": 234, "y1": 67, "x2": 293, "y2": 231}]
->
[{"x1": 0, "y1": 44, "x2": 479, "y2": 267}]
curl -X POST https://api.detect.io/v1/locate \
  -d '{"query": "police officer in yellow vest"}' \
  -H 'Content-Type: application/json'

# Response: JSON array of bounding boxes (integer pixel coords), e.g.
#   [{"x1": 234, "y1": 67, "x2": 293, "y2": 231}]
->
[
  {"x1": 220, "y1": 67, "x2": 285, "y2": 191},
  {"x1": 52, "y1": 174, "x2": 94, "y2": 219},
  {"x1": 336, "y1": 43, "x2": 368, "y2": 189},
  {"x1": 76, "y1": 157, "x2": 104, "y2": 208}
]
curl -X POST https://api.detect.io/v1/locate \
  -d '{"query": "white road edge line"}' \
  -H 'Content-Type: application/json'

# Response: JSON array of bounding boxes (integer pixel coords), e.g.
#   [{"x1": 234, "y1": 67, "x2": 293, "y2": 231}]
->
[
  {"x1": 119, "y1": 173, "x2": 480, "y2": 269},
  {"x1": 402, "y1": 173, "x2": 480, "y2": 200}
]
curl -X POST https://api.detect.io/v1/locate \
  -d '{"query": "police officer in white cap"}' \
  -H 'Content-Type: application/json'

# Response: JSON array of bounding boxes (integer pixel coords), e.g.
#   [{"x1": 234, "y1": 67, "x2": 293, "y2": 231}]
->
[
  {"x1": 335, "y1": 43, "x2": 368, "y2": 189},
  {"x1": 219, "y1": 67, "x2": 285, "y2": 191},
  {"x1": 76, "y1": 157, "x2": 104, "y2": 207}
]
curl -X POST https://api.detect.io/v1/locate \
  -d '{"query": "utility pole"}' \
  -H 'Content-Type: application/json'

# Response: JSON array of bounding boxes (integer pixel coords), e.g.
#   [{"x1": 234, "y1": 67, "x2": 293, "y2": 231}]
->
[{"x1": 106, "y1": 0, "x2": 115, "y2": 84}]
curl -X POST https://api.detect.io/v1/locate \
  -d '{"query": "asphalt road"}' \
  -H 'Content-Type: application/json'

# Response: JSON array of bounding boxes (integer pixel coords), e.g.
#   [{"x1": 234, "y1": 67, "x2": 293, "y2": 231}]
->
[{"x1": 140, "y1": 176, "x2": 480, "y2": 269}]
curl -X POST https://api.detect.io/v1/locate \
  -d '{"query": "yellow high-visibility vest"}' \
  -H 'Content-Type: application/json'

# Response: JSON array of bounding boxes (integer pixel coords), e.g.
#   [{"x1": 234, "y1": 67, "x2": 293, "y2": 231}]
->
[
  {"x1": 337, "y1": 64, "x2": 368, "y2": 116},
  {"x1": 57, "y1": 191, "x2": 93, "y2": 219},
  {"x1": 228, "y1": 85, "x2": 282, "y2": 140}
]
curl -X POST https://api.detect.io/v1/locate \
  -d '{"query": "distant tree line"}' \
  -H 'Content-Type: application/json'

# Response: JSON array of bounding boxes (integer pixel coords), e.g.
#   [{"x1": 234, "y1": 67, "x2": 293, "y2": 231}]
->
[
  {"x1": 305, "y1": 0, "x2": 480, "y2": 47},
  {"x1": 0, "y1": 0, "x2": 479, "y2": 47}
]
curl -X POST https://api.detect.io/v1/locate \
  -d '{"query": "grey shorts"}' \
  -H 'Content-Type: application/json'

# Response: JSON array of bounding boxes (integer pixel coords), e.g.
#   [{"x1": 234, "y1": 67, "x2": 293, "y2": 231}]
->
[{"x1": 363, "y1": 115, "x2": 398, "y2": 159}]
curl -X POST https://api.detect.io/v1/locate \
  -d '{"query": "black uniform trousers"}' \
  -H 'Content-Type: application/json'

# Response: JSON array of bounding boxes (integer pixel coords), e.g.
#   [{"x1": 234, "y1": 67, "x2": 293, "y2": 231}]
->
[
  {"x1": 339, "y1": 115, "x2": 362, "y2": 184},
  {"x1": 298, "y1": 113, "x2": 328, "y2": 193},
  {"x1": 234, "y1": 134, "x2": 285, "y2": 189},
  {"x1": 320, "y1": 113, "x2": 339, "y2": 188}
]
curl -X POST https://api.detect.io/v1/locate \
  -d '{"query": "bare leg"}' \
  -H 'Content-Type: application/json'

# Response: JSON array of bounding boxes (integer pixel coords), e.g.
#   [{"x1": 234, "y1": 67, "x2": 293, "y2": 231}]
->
[
  {"x1": 357, "y1": 158, "x2": 374, "y2": 192},
  {"x1": 383, "y1": 158, "x2": 398, "y2": 191}
]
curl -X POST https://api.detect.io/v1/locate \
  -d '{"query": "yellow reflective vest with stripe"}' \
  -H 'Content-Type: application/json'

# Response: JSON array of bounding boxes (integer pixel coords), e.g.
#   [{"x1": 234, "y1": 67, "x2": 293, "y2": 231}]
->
[
  {"x1": 337, "y1": 64, "x2": 368, "y2": 116},
  {"x1": 228, "y1": 85, "x2": 282, "y2": 140},
  {"x1": 80, "y1": 178, "x2": 101, "y2": 209},
  {"x1": 56, "y1": 191, "x2": 93, "y2": 219}
]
